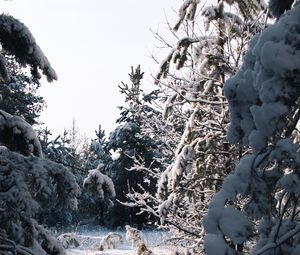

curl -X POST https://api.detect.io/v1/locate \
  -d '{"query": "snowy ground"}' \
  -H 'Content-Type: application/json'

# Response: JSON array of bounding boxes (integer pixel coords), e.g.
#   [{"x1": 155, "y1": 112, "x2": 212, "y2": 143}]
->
[
  {"x1": 67, "y1": 247, "x2": 174, "y2": 255},
  {"x1": 63, "y1": 228, "x2": 185, "y2": 255}
]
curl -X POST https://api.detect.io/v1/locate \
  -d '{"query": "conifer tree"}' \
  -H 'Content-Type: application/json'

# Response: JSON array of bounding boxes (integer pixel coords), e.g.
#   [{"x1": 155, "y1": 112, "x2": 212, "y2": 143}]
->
[
  {"x1": 0, "y1": 13, "x2": 80, "y2": 255},
  {"x1": 84, "y1": 125, "x2": 110, "y2": 170},
  {"x1": 204, "y1": 2, "x2": 300, "y2": 254},
  {"x1": 106, "y1": 66, "x2": 166, "y2": 228}
]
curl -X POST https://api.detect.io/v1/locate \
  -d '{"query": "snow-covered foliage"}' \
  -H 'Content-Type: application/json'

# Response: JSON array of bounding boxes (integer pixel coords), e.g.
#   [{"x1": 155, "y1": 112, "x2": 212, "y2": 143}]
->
[
  {"x1": 41, "y1": 121, "x2": 89, "y2": 172},
  {"x1": 0, "y1": 54, "x2": 46, "y2": 125},
  {"x1": 0, "y1": 51, "x2": 9, "y2": 82},
  {"x1": 83, "y1": 166, "x2": 116, "y2": 210},
  {"x1": 40, "y1": 129, "x2": 74, "y2": 167},
  {"x1": 173, "y1": 0, "x2": 200, "y2": 31},
  {"x1": 225, "y1": 3, "x2": 300, "y2": 152},
  {"x1": 204, "y1": 3, "x2": 300, "y2": 254},
  {"x1": 0, "y1": 109, "x2": 42, "y2": 156},
  {"x1": 0, "y1": 14, "x2": 57, "y2": 82},
  {"x1": 0, "y1": 146, "x2": 80, "y2": 254},
  {"x1": 106, "y1": 66, "x2": 172, "y2": 228},
  {"x1": 158, "y1": 145, "x2": 193, "y2": 197},
  {"x1": 39, "y1": 125, "x2": 114, "y2": 228},
  {"x1": 84, "y1": 125, "x2": 110, "y2": 170},
  {"x1": 157, "y1": 145, "x2": 194, "y2": 225}
]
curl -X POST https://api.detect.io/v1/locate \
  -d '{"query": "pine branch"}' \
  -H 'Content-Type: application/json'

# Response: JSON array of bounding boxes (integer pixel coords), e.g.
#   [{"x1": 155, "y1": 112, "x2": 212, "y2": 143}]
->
[{"x1": 0, "y1": 236, "x2": 36, "y2": 255}]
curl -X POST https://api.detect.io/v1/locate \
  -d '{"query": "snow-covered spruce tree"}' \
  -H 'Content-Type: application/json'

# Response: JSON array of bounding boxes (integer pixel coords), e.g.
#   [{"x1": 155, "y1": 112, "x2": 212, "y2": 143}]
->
[
  {"x1": 149, "y1": 0, "x2": 269, "y2": 251},
  {"x1": 106, "y1": 66, "x2": 168, "y2": 228},
  {"x1": 204, "y1": 2, "x2": 300, "y2": 255},
  {"x1": 39, "y1": 128, "x2": 72, "y2": 168},
  {"x1": 40, "y1": 121, "x2": 89, "y2": 172},
  {"x1": 84, "y1": 125, "x2": 111, "y2": 171},
  {"x1": 0, "y1": 14, "x2": 81, "y2": 255}
]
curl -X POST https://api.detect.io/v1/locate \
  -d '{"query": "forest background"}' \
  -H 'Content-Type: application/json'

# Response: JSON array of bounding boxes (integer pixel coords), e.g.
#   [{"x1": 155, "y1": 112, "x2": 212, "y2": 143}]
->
[{"x1": 2, "y1": 0, "x2": 300, "y2": 255}]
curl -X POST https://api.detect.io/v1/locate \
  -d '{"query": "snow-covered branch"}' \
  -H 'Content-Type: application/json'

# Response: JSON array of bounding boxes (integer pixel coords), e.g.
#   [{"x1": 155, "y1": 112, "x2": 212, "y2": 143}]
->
[{"x1": 0, "y1": 14, "x2": 57, "y2": 82}]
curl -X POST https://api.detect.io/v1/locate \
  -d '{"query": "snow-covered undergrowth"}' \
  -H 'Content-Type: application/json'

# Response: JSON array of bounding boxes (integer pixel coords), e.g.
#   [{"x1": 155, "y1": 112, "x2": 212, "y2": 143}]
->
[{"x1": 63, "y1": 228, "x2": 183, "y2": 255}]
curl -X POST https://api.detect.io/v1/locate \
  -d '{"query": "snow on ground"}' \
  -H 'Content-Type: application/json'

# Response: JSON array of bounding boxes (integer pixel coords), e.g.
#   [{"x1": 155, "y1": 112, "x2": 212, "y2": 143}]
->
[
  {"x1": 64, "y1": 227, "x2": 182, "y2": 255},
  {"x1": 67, "y1": 247, "x2": 174, "y2": 255}
]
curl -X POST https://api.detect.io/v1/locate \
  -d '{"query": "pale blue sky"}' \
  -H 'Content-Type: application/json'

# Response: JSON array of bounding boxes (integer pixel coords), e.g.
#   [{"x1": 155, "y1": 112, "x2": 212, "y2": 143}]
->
[{"x1": 2, "y1": 0, "x2": 178, "y2": 138}]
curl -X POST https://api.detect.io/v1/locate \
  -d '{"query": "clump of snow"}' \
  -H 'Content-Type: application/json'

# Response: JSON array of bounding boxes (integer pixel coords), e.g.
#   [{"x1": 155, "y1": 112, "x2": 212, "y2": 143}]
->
[
  {"x1": 173, "y1": 0, "x2": 200, "y2": 31},
  {"x1": 219, "y1": 207, "x2": 253, "y2": 244}
]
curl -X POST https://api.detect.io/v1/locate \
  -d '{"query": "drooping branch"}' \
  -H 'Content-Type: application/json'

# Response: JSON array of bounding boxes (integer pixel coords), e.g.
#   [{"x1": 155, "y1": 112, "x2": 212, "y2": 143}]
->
[{"x1": 0, "y1": 14, "x2": 57, "y2": 82}]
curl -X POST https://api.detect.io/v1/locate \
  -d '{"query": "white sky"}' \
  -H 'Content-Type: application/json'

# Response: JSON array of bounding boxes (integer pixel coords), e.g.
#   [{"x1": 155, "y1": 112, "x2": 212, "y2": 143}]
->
[{"x1": 2, "y1": 0, "x2": 179, "y2": 139}]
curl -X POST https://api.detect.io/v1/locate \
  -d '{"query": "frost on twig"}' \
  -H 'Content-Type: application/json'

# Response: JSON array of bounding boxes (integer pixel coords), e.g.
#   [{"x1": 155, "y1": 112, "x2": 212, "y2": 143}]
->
[{"x1": 155, "y1": 37, "x2": 199, "y2": 84}]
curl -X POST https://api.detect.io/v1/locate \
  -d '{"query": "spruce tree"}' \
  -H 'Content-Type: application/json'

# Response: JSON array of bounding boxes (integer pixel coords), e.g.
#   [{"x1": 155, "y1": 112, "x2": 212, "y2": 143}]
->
[
  {"x1": 204, "y1": 2, "x2": 300, "y2": 254},
  {"x1": 0, "y1": 13, "x2": 80, "y2": 255},
  {"x1": 106, "y1": 66, "x2": 165, "y2": 228}
]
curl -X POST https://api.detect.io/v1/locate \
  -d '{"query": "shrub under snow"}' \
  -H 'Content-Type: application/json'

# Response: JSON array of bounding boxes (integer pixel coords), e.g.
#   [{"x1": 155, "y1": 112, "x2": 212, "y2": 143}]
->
[{"x1": 83, "y1": 166, "x2": 116, "y2": 210}]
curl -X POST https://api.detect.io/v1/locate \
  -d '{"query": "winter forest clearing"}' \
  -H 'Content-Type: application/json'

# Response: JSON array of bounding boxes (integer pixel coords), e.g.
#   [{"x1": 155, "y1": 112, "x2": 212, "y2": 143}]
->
[
  {"x1": 2, "y1": 0, "x2": 300, "y2": 255},
  {"x1": 61, "y1": 229, "x2": 181, "y2": 255}
]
